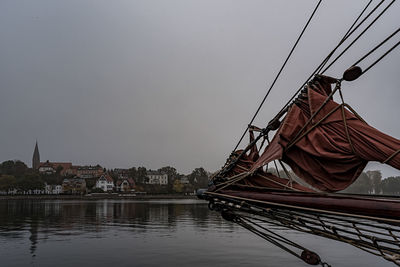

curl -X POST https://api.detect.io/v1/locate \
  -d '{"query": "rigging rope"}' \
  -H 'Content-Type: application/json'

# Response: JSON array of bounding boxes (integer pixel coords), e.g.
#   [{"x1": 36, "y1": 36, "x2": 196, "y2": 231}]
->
[
  {"x1": 273, "y1": 0, "x2": 391, "y2": 123},
  {"x1": 207, "y1": 194, "x2": 400, "y2": 266},
  {"x1": 321, "y1": 0, "x2": 396, "y2": 74},
  {"x1": 361, "y1": 39, "x2": 400, "y2": 75},
  {"x1": 219, "y1": 0, "x2": 378, "y2": 176},
  {"x1": 218, "y1": 0, "x2": 399, "y2": 181},
  {"x1": 236, "y1": 215, "x2": 330, "y2": 266},
  {"x1": 353, "y1": 27, "x2": 400, "y2": 67},
  {"x1": 316, "y1": 0, "x2": 381, "y2": 73},
  {"x1": 231, "y1": 0, "x2": 323, "y2": 153}
]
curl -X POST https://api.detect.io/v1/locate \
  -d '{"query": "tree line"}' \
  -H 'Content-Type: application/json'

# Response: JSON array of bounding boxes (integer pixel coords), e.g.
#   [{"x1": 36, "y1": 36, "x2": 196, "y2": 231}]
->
[
  {"x1": 269, "y1": 168, "x2": 400, "y2": 195},
  {"x1": 341, "y1": 170, "x2": 400, "y2": 195},
  {"x1": 0, "y1": 160, "x2": 46, "y2": 192}
]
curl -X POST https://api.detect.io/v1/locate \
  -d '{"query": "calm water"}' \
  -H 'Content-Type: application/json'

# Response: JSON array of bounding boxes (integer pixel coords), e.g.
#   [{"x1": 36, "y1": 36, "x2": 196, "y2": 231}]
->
[{"x1": 0, "y1": 199, "x2": 392, "y2": 267}]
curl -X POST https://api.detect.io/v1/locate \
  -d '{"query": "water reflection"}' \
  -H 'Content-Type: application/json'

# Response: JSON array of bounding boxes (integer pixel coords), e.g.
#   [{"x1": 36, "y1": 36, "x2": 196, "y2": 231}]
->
[
  {"x1": 0, "y1": 199, "x2": 392, "y2": 267},
  {"x1": 0, "y1": 200, "x2": 222, "y2": 230},
  {"x1": 0, "y1": 200, "x2": 232, "y2": 259}
]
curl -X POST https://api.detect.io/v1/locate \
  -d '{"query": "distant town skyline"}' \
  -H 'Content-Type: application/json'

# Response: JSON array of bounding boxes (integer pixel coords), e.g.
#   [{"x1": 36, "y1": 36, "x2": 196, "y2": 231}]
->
[
  {"x1": 23, "y1": 139, "x2": 399, "y2": 178},
  {"x1": 1, "y1": 0, "x2": 399, "y2": 177}
]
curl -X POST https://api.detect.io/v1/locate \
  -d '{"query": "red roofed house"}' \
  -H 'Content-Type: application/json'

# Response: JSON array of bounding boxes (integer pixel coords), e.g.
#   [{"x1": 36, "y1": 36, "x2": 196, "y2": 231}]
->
[
  {"x1": 95, "y1": 173, "x2": 114, "y2": 192},
  {"x1": 77, "y1": 165, "x2": 104, "y2": 179},
  {"x1": 62, "y1": 177, "x2": 86, "y2": 195},
  {"x1": 116, "y1": 178, "x2": 136, "y2": 192},
  {"x1": 39, "y1": 161, "x2": 73, "y2": 176}
]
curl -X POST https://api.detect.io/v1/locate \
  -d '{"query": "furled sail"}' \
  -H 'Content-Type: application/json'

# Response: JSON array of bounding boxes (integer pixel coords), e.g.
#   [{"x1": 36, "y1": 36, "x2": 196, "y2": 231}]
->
[
  {"x1": 202, "y1": 2, "x2": 400, "y2": 264},
  {"x1": 248, "y1": 75, "x2": 400, "y2": 192}
]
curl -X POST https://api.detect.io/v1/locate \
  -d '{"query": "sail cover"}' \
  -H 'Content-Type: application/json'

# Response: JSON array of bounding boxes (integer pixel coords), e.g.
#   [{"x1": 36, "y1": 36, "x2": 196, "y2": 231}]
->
[{"x1": 249, "y1": 75, "x2": 400, "y2": 192}]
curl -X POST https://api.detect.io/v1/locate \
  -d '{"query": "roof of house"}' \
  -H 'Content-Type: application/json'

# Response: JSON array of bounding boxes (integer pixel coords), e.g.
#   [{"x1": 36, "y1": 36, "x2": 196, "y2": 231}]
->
[
  {"x1": 62, "y1": 177, "x2": 85, "y2": 183},
  {"x1": 39, "y1": 162, "x2": 72, "y2": 170},
  {"x1": 116, "y1": 178, "x2": 135, "y2": 186},
  {"x1": 77, "y1": 165, "x2": 103, "y2": 170},
  {"x1": 146, "y1": 170, "x2": 165, "y2": 176},
  {"x1": 39, "y1": 161, "x2": 54, "y2": 168},
  {"x1": 98, "y1": 173, "x2": 114, "y2": 183}
]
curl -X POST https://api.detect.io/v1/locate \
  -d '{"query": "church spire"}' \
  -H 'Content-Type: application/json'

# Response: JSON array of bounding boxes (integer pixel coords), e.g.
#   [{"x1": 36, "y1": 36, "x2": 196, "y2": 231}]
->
[{"x1": 32, "y1": 141, "x2": 40, "y2": 170}]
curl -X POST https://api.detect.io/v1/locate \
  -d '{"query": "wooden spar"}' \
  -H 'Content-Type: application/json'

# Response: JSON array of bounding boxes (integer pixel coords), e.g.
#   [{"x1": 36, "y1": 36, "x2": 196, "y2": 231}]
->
[{"x1": 205, "y1": 190, "x2": 400, "y2": 223}]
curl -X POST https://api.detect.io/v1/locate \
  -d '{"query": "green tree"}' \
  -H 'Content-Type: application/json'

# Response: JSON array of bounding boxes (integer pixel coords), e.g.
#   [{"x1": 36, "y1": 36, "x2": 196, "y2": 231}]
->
[
  {"x1": 158, "y1": 166, "x2": 178, "y2": 192},
  {"x1": 136, "y1": 167, "x2": 147, "y2": 184},
  {"x1": 366, "y1": 170, "x2": 382, "y2": 194},
  {"x1": 0, "y1": 175, "x2": 17, "y2": 192},
  {"x1": 173, "y1": 179, "x2": 184, "y2": 193},
  {"x1": 128, "y1": 167, "x2": 137, "y2": 180},
  {"x1": 41, "y1": 173, "x2": 59, "y2": 185},
  {"x1": 188, "y1": 167, "x2": 209, "y2": 187},
  {"x1": 0, "y1": 160, "x2": 29, "y2": 177},
  {"x1": 158, "y1": 166, "x2": 177, "y2": 179},
  {"x1": 381, "y1": 176, "x2": 400, "y2": 195},
  {"x1": 108, "y1": 170, "x2": 118, "y2": 181},
  {"x1": 16, "y1": 174, "x2": 44, "y2": 191},
  {"x1": 85, "y1": 178, "x2": 97, "y2": 190}
]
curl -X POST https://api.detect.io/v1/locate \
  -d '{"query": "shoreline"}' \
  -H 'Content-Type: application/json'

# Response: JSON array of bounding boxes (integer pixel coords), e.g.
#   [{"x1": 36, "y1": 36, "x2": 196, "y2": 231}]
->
[{"x1": 0, "y1": 194, "x2": 197, "y2": 201}]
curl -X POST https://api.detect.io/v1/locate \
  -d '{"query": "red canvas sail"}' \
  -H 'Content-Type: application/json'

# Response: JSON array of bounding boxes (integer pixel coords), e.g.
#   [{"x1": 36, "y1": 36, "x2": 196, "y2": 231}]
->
[
  {"x1": 248, "y1": 75, "x2": 400, "y2": 192},
  {"x1": 202, "y1": 3, "x2": 400, "y2": 263}
]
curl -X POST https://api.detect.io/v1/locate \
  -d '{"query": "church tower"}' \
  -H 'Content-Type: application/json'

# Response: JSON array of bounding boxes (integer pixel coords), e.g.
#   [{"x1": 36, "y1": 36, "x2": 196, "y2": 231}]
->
[{"x1": 32, "y1": 141, "x2": 40, "y2": 170}]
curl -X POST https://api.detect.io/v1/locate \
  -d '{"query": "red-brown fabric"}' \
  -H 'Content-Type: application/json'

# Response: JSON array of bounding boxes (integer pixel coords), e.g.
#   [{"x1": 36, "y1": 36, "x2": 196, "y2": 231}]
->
[
  {"x1": 225, "y1": 149, "x2": 254, "y2": 177},
  {"x1": 223, "y1": 131, "x2": 313, "y2": 192},
  {"x1": 248, "y1": 129, "x2": 259, "y2": 162},
  {"x1": 250, "y1": 76, "x2": 400, "y2": 192},
  {"x1": 224, "y1": 139, "x2": 313, "y2": 192}
]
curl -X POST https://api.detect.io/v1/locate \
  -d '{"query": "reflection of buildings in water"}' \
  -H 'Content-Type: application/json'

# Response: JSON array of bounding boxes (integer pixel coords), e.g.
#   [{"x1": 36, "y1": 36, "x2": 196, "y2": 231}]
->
[
  {"x1": 95, "y1": 201, "x2": 115, "y2": 222},
  {"x1": 0, "y1": 200, "x2": 235, "y2": 258},
  {"x1": 0, "y1": 201, "x2": 221, "y2": 232},
  {"x1": 148, "y1": 204, "x2": 169, "y2": 223},
  {"x1": 113, "y1": 201, "x2": 139, "y2": 222},
  {"x1": 29, "y1": 221, "x2": 38, "y2": 257},
  {"x1": 44, "y1": 201, "x2": 61, "y2": 218}
]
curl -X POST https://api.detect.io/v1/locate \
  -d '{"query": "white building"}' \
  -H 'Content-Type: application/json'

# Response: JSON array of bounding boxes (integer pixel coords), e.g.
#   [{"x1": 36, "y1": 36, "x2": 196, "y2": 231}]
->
[
  {"x1": 146, "y1": 171, "x2": 168, "y2": 185},
  {"x1": 45, "y1": 184, "x2": 62, "y2": 194},
  {"x1": 39, "y1": 163, "x2": 55, "y2": 175},
  {"x1": 95, "y1": 174, "x2": 115, "y2": 192}
]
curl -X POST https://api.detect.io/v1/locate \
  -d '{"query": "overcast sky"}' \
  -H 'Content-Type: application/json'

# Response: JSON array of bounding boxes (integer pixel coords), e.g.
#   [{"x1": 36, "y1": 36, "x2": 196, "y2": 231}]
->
[{"x1": 1, "y1": 0, "x2": 399, "y2": 176}]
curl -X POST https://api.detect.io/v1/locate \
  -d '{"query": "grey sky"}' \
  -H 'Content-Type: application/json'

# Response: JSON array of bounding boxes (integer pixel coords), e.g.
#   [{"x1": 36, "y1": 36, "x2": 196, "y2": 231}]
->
[{"x1": 1, "y1": 0, "x2": 399, "y2": 176}]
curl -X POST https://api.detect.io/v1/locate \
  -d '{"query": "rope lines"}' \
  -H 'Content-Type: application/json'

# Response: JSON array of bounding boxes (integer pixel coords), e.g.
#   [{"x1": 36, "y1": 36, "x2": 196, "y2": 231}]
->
[
  {"x1": 208, "y1": 2, "x2": 400, "y2": 263},
  {"x1": 361, "y1": 39, "x2": 400, "y2": 75},
  {"x1": 236, "y1": 215, "x2": 330, "y2": 266},
  {"x1": 208, "y1": 195, "x2": 400, "y2": 266},
  {"x1": 273, "y1": 0, "x2": 395, "y2": 127},
  {"x1": 315, "y1": 0, "x2": 375, "y2": 73},
  {"x1": 232, "y1": 0, "x2": 323, "y2": 153},
  {"x1": 221, "y1": 0, "x2": 399, "y2": 178},
  {"x1": 320, "y1": 0, "x2": 397, "y2": 74},
  {"x1": 353, "y1": 27, "x2": 400, "y2": 68}
]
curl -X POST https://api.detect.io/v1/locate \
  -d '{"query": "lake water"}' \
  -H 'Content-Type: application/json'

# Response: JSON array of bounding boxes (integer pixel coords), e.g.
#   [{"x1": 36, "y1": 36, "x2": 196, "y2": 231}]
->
[{"x1": 0, "y1": 199, "x2": 393, "y2": 267}]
